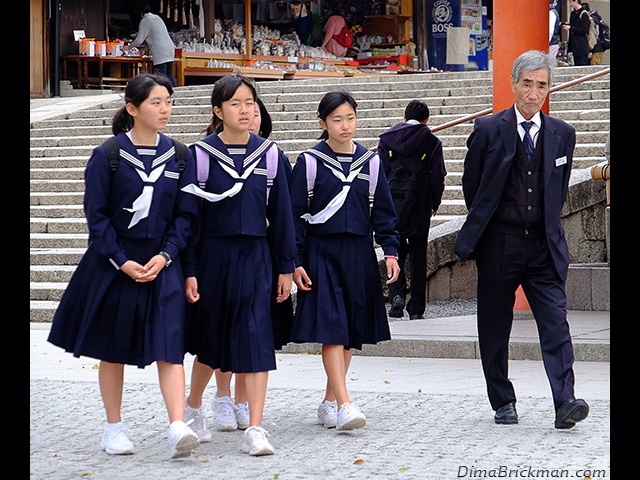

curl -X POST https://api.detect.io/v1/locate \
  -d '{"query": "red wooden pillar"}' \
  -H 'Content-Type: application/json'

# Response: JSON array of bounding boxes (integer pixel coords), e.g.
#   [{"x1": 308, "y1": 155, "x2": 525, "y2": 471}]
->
[
  {"x1": 492, "y1": 0, "x2": 550, "y2": 114},
  {"x1": 493, "y1": 0, "x2": 549, "y2": 311}
]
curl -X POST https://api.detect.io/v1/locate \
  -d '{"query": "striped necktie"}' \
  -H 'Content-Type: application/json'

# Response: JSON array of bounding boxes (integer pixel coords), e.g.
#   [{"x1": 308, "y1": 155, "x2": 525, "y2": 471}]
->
[{"x1": 521, "y1": 121, "x2": 534, "y2": 161}]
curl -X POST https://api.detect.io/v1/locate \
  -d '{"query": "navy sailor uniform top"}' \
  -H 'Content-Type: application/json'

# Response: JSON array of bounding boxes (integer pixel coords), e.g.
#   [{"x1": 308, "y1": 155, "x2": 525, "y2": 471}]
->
[
  {"x1": 181, "y1": 132, "x2": 296, "y2": 277},
  {"x1": 83, "y1": 131, "x2": 199, "y2": 269},
  {"x1": 289, "y1": 140, "x2": 399, "y2": 268}
]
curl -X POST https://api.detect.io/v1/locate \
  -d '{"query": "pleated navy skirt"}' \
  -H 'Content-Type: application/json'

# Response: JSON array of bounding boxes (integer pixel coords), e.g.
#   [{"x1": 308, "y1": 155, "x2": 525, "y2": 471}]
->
[
  {"x1": 47, "y1": 237, "x2": 188, "y2": 368},
  {"x1": 290, "y1": 233, "x2": 391, "y2": 350},
  {"x1": 185, "y1": 236, "x2": 277, "y2": 373}
]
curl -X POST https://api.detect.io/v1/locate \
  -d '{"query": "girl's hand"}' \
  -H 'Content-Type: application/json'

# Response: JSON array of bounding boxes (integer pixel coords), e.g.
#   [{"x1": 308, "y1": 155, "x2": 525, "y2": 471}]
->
[
  {"x1": 276, "y1": 273, "x2": 293, "y2": 303},
  {"x1": 135, "y1": 254, "x2": 167, "y2": 282},
  {"x1": 120, "y1": 259, "x2": 157, "y2": 282},
  {"x1": 185, "y1": 276, "x2": 199, "y2": 303},
  {"x1": 293, "y1": 266, "x2": 312, "y2": 291},
  {"x1": 385, "y1": 257, "x2": 400, "y2": 284}
]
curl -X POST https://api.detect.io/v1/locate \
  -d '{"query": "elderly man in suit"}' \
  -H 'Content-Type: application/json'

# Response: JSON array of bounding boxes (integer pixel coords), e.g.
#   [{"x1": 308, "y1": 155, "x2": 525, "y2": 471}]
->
[{"x1": 454, "y1": 50, "x2": 589, "y2": 429}]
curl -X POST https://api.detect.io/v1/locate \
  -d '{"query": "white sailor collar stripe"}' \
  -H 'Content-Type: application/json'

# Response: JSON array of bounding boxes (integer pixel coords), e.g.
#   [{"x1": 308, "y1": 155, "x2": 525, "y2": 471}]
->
[{"x1": 193, "y1": 139, "x2": 272, "y2": 173}]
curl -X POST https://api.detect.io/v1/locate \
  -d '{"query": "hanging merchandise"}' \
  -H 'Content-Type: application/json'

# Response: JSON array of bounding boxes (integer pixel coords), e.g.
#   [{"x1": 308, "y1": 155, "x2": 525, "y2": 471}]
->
[
  {"x1": 159, "y1": 0, "x2": 163, "y2": 14},
  {"x1": 198, "y1": 0, "x2": 205, "y2": 39},
  {"x1": 174, "y1": 0, "x2": 179, "y2": 23},
  {"x1": 189, "y1": 0, "x2": 195, "y2": 29},
  {"x1": 256, "y1": 0, "x2": 267, "y2": 23}
]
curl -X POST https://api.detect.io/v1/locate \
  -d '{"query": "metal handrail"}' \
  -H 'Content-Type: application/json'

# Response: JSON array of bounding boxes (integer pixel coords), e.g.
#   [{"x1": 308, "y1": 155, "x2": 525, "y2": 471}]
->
[{"x1": 431, "y1": 67, "x2": 611, "y2": 134}]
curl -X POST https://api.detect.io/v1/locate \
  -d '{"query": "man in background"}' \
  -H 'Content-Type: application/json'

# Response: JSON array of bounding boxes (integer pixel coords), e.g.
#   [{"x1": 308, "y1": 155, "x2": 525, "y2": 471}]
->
[
  {"x1": 377, "y1": 100, "x2": 446, "y2": 320},
  {"x1": 562, "y1": 0, "x2": 591, "y2": 66},
  {"x1": 582, "y1": 3, "x2": 608, "y2": 65},
  {"x1": 125, "y1": 2, "x2": 178, "y2": 87},
  {"x1": 290, "y1": 1, "x2": 315, "y2": 46}
]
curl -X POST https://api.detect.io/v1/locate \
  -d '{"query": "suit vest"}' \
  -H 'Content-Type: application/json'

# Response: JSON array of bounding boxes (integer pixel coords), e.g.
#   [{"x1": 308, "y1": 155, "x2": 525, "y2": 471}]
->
[{"x1": 491, "y1": 136, "x2": 544, "y2": 232}]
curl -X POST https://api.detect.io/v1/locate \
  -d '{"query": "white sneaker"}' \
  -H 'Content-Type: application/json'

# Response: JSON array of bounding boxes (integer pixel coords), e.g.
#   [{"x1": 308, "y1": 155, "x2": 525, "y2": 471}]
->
[
  {"x1": 101, "y1": 422, "x2": 135, "y2": 455},
  {"x1": 168, "y1": 421, "x2": 200, "y2": 459},
  {"x1": 234, "y1": 401, "x2": 250, "y2": 430},
  {"x1": 184, "y1": 400, "x2": 212, "y2": 442},
  {"x1": 240, "y1": 426, "x2": 275, "y2": 456},
  {"x1": 336, "y1": 403, "x2": 366, "y2": 431},
  {"x1": 316, "y1": 400, "x2": 338, "y2": 428},
  {"x1": 211, "y1": 395, "x2": 238, "y2": 431}
]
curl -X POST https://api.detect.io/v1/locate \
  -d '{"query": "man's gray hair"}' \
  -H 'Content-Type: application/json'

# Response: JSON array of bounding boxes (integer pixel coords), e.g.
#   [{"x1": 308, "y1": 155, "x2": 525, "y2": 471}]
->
[{"x1": 511, "y1": 50, "x2": 556, "y2": 86}]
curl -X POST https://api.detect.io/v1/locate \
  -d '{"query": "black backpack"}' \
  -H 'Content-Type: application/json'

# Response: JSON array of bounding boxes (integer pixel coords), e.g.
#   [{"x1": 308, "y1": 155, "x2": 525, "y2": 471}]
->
[
  {"x1": 386, "y1": 150, "x2": 427, "y2": 237},
  {"x1": 104, "y1": 136, "x2": 189, "y2": 173},
  {"x1": 593, "y1": 12, "x2": 610, "y2": 50}
]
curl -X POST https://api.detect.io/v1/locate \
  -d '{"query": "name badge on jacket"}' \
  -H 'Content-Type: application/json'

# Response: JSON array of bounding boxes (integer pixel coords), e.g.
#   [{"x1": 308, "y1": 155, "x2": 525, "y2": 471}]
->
[{"x1": 555, "y1": 156, "x2": 567, "y2": 167}]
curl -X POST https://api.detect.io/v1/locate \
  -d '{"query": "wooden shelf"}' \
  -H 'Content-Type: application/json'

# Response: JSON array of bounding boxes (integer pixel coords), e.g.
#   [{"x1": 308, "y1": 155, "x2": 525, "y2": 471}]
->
[
  {"x1": 356, "y1": 55, "x2": 402, "y2": 65},
  {"x1": 365, "y1": 15, "x2": 412, "y2": 43},
  {"x1": 174, "y1": 51, "x2": 351, "y2": 86},
  {"x1": 366, "y1": 15, "x2": 412, "y2": 21},
  {"x1": 370, "y1": 42, "x2": 408, "y2": 47}
]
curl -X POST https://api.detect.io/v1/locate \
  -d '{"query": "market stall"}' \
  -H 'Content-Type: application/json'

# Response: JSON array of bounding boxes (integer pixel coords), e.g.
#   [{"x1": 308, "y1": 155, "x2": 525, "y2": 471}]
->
[{"x1": 62, "y1": 0, "x2": 423, "y2": 88}]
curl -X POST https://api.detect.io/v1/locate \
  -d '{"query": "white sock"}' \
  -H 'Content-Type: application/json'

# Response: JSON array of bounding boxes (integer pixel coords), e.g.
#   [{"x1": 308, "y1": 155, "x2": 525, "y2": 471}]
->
[
  {"x1": 105, "y1": 421, "x2": 124, "y2": 432},
  {"x1": 170, "y1": 420, "x2": 186, "y2": 430}
]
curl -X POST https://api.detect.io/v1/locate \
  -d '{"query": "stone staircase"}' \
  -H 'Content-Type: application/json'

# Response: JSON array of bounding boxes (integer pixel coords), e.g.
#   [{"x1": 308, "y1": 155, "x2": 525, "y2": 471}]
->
[{"x1": 30, "y1": 66, "x2": 611, "y2": 322}]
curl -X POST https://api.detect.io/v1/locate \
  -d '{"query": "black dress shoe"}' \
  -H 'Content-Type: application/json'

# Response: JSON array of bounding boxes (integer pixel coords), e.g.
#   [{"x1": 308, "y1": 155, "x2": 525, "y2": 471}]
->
[
  {"x1": 494, "y1": 401, "x2": 518, "y2": 424},
  {"x1": 409, "y1": 314, "x2": 424, "y2": 320},
  {"x1": 388, "y1": 296, "x2": 405, "y2": 318},
  {"x1": 555, "y1": 399, "x2": 589, "y2": 429}
]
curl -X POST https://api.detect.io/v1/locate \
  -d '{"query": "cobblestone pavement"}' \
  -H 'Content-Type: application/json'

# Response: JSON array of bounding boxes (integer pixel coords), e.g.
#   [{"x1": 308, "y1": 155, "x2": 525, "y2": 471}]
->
[{"x1": 30, "y1": 325, "x2": 610, "y2": 480}]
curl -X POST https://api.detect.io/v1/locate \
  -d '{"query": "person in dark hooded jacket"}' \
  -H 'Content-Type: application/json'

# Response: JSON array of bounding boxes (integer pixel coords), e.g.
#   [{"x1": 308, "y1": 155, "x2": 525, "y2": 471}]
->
[{"x1": 377, "y1": 100, "x2": 447, "y2": 319}]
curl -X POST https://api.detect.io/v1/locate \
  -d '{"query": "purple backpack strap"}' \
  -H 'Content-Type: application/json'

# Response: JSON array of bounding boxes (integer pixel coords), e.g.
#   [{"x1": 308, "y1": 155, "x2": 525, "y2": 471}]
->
[
  {"x1": 368, "y1": 153, "x2": 380, "y2": 216},
  {"x1": 195, "y1": 145, "x2": 209, "y2": 188},
  {"x1": 303, "y1": 152, "x2": 317, "y2": 208},
  {"x1": 266, "y1": 143, "x2": 278, "y2": 204}
]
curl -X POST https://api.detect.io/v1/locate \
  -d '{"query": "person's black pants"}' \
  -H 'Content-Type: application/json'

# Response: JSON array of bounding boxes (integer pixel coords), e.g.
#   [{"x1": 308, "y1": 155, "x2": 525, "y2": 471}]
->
[
  {"x1": 154, "y1": 61, "x2": 178, "y2": 87},
  {"x1": 573, "y1": 54, "x2": 589, "y2": 66},
  {"x1": 387, "y1": 233, "x2": 428, "y2": 317},
  {"x1": 475, "y1": 229, "x2": 576, "y2": 411}
]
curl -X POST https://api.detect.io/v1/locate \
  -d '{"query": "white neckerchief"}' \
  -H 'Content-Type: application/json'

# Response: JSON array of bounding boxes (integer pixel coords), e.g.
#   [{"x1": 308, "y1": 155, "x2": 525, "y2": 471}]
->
[
  {"x1": 122, "y1": 132, "x2": 167, "y2": 228},
  {"x1": 301, "y1": 147, "x2": 373, "y2": 224},
  {"x1": 181, "y1": 139, "x2": 271, "y2": 202}
]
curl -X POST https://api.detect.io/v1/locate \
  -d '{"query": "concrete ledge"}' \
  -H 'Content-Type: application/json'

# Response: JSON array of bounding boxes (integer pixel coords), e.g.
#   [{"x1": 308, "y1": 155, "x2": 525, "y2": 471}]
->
[
  {"x1": 507, "y1": 341, "x2": 610, "y2": 362},
  {"x1": 279, "y1": 338, "x2": 609, "y2": 362}
]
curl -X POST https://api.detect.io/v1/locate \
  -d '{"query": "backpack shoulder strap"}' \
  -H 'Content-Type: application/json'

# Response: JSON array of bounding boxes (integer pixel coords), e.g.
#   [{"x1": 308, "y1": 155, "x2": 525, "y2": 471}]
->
[
  {"x1": 195, "y1": 145, "x2": 210, "y2": 188},
  {"x1": 105, "y1": 136, "x2": 120, "y2": 173},
  {"x1": 368, "y1": 154, "x2": 380, "y2": 216},
  {"x1": 173, "y1": 140, "x2": 188, "y2": 172},
  {"x1": 107, "y1": 137, "x2": 188, "y2": 173},
  {"x1": 303, "y1": 152, "x2": 317, "y2": 208},
  {"x1": 368, "y1": 154, "x2": 380, "y2": 196},
  {"x1": 265, "y1": 143, "x2": 278, "y2": 204}
]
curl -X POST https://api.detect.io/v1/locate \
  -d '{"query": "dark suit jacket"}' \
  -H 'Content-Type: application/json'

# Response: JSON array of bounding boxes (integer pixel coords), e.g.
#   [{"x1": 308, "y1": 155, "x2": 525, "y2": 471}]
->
[{"x1": 453, "y1": 106, "x2": 575, "y2": 281}]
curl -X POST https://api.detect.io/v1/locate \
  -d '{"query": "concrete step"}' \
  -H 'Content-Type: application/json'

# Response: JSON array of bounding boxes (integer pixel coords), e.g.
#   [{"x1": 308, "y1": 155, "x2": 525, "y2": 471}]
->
[
  {"x1": 30, "y1": 248, "x2": 86, "y2": 266},
  {"x1": 30, "y1": 265, "x2": 76, "y2": 282},
  {"x1": 30, "y1": 282, "x2": 67, "y2": 301},
  {"x1": 30, "y1": 233, "x2": 88, "y2": 248},
  {"x1": 30, "y1": 218, "x2": 88, "y2": 233}
]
